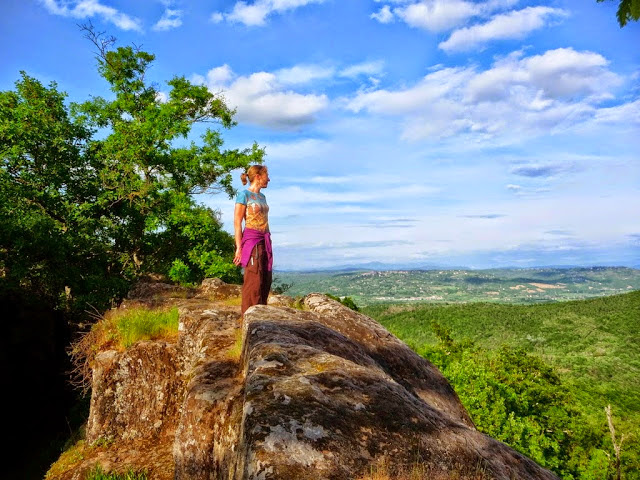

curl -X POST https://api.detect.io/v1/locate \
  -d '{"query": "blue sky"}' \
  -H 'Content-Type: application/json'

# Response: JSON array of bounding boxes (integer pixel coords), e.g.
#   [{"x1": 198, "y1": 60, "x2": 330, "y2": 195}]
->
[{"x1": 2, "y1": 0, "x2": 639, "y2": 270}]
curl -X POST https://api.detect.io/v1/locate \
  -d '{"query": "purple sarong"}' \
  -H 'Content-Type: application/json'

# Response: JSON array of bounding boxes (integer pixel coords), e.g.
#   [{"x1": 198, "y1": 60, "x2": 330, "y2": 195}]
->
[{"x1": 240, "y1": 228, "x2": 273, "y2": 271}]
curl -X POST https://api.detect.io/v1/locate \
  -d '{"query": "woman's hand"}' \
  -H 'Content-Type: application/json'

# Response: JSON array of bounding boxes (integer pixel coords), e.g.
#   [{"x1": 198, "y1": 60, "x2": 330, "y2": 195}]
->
[{"x1": 233, "y1": 247, "x2": 242, "y2": 266}]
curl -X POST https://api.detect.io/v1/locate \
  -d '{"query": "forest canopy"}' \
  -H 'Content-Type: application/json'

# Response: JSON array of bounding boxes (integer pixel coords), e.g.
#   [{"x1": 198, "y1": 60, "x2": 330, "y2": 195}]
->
[{"x1": 0, "y1": 28, "x2": 263, "y2": 316}]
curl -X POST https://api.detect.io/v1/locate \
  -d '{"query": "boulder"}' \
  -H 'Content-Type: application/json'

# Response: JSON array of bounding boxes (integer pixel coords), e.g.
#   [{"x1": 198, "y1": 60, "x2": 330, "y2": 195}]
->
[
  {"x1": 86, "y1": 341, "x2": 181, "y2": 444},
  {"x1": 49, "y1": 281, "x2": 559, "y2": 480},
  {"x1": 236, "y1": 301, "x2": 558, "y2": 480}
]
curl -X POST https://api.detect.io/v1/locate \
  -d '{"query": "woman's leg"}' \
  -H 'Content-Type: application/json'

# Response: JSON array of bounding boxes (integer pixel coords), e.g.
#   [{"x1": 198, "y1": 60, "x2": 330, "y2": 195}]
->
[
  {"x1": 241, "y1": 243, "x2": 262, "y2": 315},
  {"x1": 260, "y1": 263, "x2": 272, "y2": 305}
]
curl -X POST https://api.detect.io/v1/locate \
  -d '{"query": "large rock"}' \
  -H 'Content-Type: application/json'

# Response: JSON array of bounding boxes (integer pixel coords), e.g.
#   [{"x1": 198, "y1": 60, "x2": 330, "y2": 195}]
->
[
  {"x1": 86, "y1": 341, "x2": 181, "y2": 443},
  {"x1": 173, "y1": 302, "x2": 244, "y2": 479},
  {"x1": 235, "y1": 299, "x2": 557, "y2": 480},
  {"x1": 49, "y1": 280, "x2": 559, "y2": 480}
]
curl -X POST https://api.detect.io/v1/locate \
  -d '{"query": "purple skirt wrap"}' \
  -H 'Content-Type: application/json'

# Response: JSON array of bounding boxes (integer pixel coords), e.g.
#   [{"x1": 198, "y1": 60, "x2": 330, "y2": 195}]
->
[{"x1": 240, "y1": 228, "x2": 273, "y2": 271}]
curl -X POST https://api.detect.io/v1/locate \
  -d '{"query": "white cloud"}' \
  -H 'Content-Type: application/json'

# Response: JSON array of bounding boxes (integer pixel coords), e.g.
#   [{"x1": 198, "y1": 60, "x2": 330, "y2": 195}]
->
[
  {"x1": 202, "y1": 65, "x2": 328, "y2": 129},
  {"x1": 395, "y1": 0, "x2": 478, "y2": 32},
  {"x1": 276, "y1": 65, "x2": 335, "y2": 85},
  {"x1": 378, "y1": 0, "x2": 521, "y2": 31},
  {"x1": 371, "y1": 5, "x2": 394, "y2": 24},
  {"x1": 210, "y1": 12, "x2": 224, "y2": 23},
  {"x1": 347, "y1": 67, "x2": 472, "y2": 115},
  {"x1": 207, "y1": 65, "x2": 234, "y2": 85},
  {"x1": 40, "y1": 0, "x2": 142, "y2": 31},
  {"x1": 153, "y1": 8, "x2": 182, "y2": 31},
  {"x1": 465, "y1": 48, "x2": 620, "y2": 103},
  {"x1": 439, "y1": 6, "x2": 566, "y2": 52},
  {"x1": 155, "y1": 91, "x2": 169, "y2": 103},
  {"x1": 346, "y1": 48, "x2": 627, "y2": 141},
  {"x1": 339, "y1": 60, "x2": 385, "y2": 79},
  {"x1": 213, "y1": 0, "x2": 326, "y2": 26},
  {"x1": 591, "y1": 99, "x2": 640, "y2": 124}
]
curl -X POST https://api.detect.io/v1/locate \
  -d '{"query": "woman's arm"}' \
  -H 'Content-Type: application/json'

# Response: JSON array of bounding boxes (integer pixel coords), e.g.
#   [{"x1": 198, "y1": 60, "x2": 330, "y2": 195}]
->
[{"x1": 233, "y1": 203, "x2": 246, "y2": 265}]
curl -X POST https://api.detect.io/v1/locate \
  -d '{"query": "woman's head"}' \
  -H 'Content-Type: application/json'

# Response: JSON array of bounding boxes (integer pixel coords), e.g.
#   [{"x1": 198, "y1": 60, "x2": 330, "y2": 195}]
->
[{"x1": 241, "y1": 165, "x2": 268, "y2": 186}]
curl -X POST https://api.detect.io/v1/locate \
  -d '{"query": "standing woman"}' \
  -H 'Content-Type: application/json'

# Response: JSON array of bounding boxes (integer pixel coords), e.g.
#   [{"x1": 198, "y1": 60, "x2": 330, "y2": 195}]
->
[{"x1": 233, "y1": 165, "x2": 273, "y2": 316}]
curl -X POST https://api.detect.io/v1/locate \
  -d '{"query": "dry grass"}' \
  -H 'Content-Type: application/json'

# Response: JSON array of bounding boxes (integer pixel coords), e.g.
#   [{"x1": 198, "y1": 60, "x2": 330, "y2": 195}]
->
[
  {"x1": 226, "y1": 327, "x2": 244, "y2": 360},
  {"x1": 222, "y1": 295, "x2": 242, "y2": 306}
]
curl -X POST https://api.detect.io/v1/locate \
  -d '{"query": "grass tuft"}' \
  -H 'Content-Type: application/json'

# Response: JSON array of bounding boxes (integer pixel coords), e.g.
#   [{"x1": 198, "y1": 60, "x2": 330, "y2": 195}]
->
[
  {"x1": 70, "y1": 306, "x2": 179, "y2": 392},
  {"x1": 226, "y1": 327, "x2": 244, "y2": 360},
  {"x1": 222, "y1": 295, "x2": 242, "y2": 306},
  {"x1": 86, "y1": 465, "x2": 148, "y2": 480},
  {"x1": 114, "y1": 306, "x2": 179, "y2": 348}
]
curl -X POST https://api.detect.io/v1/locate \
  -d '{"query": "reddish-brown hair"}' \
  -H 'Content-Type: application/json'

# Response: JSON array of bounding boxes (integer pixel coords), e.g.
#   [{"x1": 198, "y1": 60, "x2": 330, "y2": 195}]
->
[{"x1": 241, "y1": 165, "x2": 268, "y2": 186}]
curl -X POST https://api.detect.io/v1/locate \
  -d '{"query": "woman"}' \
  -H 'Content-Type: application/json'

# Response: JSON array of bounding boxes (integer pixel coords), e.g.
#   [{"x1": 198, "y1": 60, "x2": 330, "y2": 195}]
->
[{"x1": 233, "y1": 165, "x2": 273, "y2": 316}]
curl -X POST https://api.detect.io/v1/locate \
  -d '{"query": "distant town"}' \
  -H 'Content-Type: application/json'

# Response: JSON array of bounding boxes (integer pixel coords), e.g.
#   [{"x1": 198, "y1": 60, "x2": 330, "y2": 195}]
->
[{"x1": 274, "y1": 266, "x2": 640, "y2": 305}]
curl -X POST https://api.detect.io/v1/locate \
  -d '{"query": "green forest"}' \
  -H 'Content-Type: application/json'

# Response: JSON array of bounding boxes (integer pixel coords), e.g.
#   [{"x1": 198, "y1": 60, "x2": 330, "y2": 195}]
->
[
  {"x1": 0, "y1": 28, "x2": 257, "y2": 319},
  {"x1": 362, "y1": 291, "x2": 640, "y2": 479}
]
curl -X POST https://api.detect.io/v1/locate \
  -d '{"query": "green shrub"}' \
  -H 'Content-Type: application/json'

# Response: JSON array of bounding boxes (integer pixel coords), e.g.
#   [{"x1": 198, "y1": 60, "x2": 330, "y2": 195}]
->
[
  {"x1": 168, "y1": 259, "x2": 193, "y2": 286},
  {"x1": 325, "y1": 293, "x2": 360, "y2": 311}
]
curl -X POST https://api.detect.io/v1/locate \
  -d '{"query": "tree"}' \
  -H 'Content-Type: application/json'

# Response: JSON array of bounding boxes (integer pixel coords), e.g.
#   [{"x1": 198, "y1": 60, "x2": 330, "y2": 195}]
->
[
  {"x1": 0, "y1": 26, "x2": 262, "y2": 314},
  {"x1": 419, "y1": 324, "x2": 612, "y2": 479},
  {"x1": 597, "y1": 0, "x2": 640, "y2": 26}
]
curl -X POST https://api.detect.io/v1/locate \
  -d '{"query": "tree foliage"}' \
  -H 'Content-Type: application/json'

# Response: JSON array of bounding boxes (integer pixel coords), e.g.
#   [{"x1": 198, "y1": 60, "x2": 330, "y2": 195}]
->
[
  {"x1": 0, "y1": 27, "x2": 261, "y2": 315},
  {"x1": 325, "y1": 293, "x2": 360, "y2": 311},
  {"x1": 598, "y1": 0, "x2": 640, "y2": 26},
  {"x1": 419, "y1": 324, "x2": 617, "y2": 479}
]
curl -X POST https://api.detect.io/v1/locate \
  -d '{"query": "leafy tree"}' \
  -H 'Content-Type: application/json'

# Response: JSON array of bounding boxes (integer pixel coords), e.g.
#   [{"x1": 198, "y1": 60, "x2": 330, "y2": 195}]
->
[
  {"x1": 0, "y1": 27, "x2": 260, "y2": 314},
  {"x1": 419, "y1": 324, "x2": 611, "y2": 479},
  {"x1": 325, "y1": 293, "x2": 360, "y2": 311},
  {"x1": 597, "y1": 0, "x2": 640, "y2": 26},
  {"x1": 0, "y1": 72, "x2": 122, "y2": 311}
]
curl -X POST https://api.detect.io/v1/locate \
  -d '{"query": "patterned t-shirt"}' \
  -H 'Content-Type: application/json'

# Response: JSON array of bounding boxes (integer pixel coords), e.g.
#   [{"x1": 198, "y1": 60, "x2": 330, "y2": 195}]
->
[{"x1": 236, "y1": 189, "x2": 269, "y2": 233}]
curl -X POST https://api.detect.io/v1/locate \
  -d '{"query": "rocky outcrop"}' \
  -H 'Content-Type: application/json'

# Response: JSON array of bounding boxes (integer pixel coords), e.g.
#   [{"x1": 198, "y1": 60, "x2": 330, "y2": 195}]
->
[{"x1": 49, "y1": 280, "x2": 559, "y2": 480}]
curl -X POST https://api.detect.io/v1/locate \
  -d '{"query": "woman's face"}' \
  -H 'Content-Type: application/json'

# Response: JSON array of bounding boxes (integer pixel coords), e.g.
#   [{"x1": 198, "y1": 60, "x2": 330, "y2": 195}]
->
[{"x1": 258, "y1": 169, "x2": 270, "y2": 188}]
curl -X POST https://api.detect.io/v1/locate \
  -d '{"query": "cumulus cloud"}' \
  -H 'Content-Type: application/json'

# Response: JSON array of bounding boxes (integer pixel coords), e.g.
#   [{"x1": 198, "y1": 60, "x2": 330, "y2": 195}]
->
[
  {"x1": 193, "y1": 58, "x2": 387, "y2": 128},
  {"x1": 373, "y1": 2, "x2": 564, "y2": 52},
  {"x1": 372, "y1": 0, "x2": 521, "y2": 30},
  {"x1": 210, "y1": 12, "x2": 224, "y2": 23},
  {"x1": 213, "y1": 0, "x2": 327, "y2": 26},
  {"x1": 371, "y1": 5, "x2": 394, "y2": 24},
  {"x1": 339, "y1": 60, "x2": 385, "y2": 79},
  {"x1": 199, "y1": 64, "x2": 328, "y2": 129},
  {"x1": 40, "y1": 0, "x2": 142, "y2": 31},
  {"x1": 153, "y1": 8, "x2": 182, "y2": 31},
  {"x1": 346, "y1": 48, "x2": 627, "y2": 141},
  {"x1": 439, "y1": 6, "x2": 567, "y2": 52},
  {"x1": 395, "y1": 0, "x2": 478, "y2": 32}
]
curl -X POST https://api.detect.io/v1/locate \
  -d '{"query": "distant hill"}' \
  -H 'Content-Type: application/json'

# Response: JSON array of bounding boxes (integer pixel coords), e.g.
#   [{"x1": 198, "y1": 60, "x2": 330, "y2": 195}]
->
[{"x1": 274, "y1": 267, "x2": 640, "y2": 305}]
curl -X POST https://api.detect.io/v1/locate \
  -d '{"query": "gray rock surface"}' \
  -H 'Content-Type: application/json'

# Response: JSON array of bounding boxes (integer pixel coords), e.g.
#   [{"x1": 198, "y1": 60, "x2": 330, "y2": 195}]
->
[{"x1": 49, "y1": 280, "x2": 559, "y2": 480}]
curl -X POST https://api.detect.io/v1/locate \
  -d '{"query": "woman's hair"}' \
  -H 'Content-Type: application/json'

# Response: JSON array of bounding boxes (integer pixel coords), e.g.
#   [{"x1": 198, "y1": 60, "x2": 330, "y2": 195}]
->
[{"x1": 241, "y1": 165, "x2": 268, "y2": 186}]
